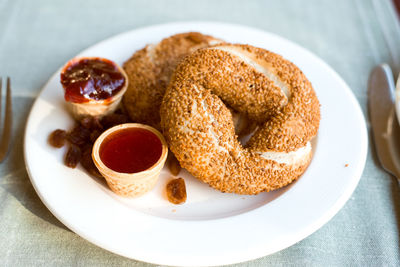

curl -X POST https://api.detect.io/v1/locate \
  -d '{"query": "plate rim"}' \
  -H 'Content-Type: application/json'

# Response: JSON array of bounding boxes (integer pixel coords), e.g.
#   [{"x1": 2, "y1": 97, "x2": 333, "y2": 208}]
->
[{"x1": 23, "y1": 21, "x2": 368, "y2": 266}]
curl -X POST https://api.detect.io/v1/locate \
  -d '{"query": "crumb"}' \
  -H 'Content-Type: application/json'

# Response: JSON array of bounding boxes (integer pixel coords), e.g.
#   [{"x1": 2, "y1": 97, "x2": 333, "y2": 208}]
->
[
  {"x1": 241, "y1": 197, "x2": 245, "y2": 200},
  {"x1": 172, "y1": 209, "x2": 176, "y2": 212},
  {"x1": 345, "y1": 163, "x2": 349, "y2": 167}
]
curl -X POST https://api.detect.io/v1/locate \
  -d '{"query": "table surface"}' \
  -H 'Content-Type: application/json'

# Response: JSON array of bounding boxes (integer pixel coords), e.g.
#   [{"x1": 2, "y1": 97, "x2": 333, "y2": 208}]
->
[{"x1": 1, "y1": 0, "x2": 400, "y2": 266}]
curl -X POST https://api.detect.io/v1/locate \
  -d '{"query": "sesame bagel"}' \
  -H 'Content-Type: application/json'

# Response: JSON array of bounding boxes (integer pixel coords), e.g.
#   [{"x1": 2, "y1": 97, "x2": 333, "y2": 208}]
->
[
  {"x1": 160, "y1": 44, "x2": 320, "y2": 195},
  {"x1": 122, "y1": 32, "x2": 223, "y2": 129}
]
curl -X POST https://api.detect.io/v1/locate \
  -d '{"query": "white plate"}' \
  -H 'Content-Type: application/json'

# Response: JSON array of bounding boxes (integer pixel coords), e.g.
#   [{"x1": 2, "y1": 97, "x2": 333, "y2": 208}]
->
[{"x1": 24, "y1": 22, "x2": 368, "y2": 266}]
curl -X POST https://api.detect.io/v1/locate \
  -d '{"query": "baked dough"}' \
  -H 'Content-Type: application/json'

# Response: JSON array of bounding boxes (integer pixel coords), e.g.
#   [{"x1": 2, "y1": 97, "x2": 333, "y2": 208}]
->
[
  {"x1": 122, "y1": 32, "x2": 222, "y2": 129},
  {"x1": 161, "y1": 44, "x2": 320, "y2": 195}
]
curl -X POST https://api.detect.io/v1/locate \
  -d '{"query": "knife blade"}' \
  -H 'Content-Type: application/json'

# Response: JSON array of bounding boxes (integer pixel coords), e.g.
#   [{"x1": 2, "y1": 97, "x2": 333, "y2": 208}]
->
[{"x1": 368, "y1": 64, "x2": 400, "y2": 183}]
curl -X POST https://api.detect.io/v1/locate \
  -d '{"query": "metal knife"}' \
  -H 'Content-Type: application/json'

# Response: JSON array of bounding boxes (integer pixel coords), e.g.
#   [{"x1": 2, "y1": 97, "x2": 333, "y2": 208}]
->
[{"x1": 369, "y1": 64, "x2": 400, "y2": 184}]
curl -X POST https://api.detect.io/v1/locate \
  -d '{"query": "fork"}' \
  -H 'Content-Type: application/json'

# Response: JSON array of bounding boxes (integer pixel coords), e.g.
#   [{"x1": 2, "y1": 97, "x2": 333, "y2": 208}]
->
[{"x1": 0, "y1": 77, "x2": 12, "y2": 163}]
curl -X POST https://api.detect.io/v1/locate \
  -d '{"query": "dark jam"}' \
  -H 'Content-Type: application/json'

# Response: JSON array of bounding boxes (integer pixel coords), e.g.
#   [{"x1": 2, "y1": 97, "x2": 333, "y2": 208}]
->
[
  {"x1": 61, "y1": 58, "x2": 125, "y2": 103},
  {"x1": 99, "y1": 128, "x2": 162, "y2": 173}
]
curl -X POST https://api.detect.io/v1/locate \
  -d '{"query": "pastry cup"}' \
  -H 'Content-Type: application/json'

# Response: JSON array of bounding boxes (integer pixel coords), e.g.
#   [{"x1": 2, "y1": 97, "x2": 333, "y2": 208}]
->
[
  {"x1": 61, "y1": 57, "x2": 128, "y2": 119},
  {"x1": 92, "y1": 123, "x2": 168, "y2": 198}
]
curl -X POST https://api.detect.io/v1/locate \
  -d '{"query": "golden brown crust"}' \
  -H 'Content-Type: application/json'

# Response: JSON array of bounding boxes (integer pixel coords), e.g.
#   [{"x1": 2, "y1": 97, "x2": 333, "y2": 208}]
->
[
  {"x1": 160, "y1": 44, "x2": 320, "y2": 195},
  {"x1": 122, "y1": 32, "x2": 223, "y2": 129}
]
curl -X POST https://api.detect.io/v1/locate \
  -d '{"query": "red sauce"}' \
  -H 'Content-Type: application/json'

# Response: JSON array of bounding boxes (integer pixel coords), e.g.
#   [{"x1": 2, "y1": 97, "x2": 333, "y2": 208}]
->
[
  {"x1": 61, "y1": 57, "x2": 125, "y2": 103},
  {"x1": 99, "y1": 128, "x2": 162, "y2": 173}
]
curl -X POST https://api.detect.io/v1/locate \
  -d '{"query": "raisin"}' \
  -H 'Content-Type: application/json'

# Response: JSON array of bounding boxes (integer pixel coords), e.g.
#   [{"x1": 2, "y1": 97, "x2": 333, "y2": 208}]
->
[
  {"x1": 101, "y1": 113, "x2": 129, "y2": 129},
  {"x1": 80, "y1": 145, "x2": 103, "y2": 178},
  {"x1": 168, "y1": 154, "x2": 181, "y2": 176},
  {"x1": 64, "y1": 144, "x2": 81, "y2": 168},
  {"x1": 48, "y1": 129, "x2": 67, "y2": 148},
  {"x1": 80, "y1": 116, "x2": 103, "y2": 130},
  {"x1": 68, "y1": 124, "x2": 91, "y2": 145},
  {"x1": 166, "y1": 178, "x2": 187, "y2": 204},
  {"x1": 80, "y1": 116, "x2": 93, "y2": 129},
  {"x1": 90, "y1": 129, "x2": 102, "y2": 143},
  {"x1": 92, "y1": 117, "x2": 103, "y2": 130},
  {"x1": 114, "y1": 106, "x2": 127, "y2": 115}
]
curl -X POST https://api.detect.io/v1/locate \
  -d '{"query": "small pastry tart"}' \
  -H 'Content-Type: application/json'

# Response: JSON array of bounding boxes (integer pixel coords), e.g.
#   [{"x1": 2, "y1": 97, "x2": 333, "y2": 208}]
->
[
  {"x1": 92, "y1": 123, "x2": 168, "y2": 197},
  {"x1": 60, "y1": 57, "x2": 128, "y2": 119}
]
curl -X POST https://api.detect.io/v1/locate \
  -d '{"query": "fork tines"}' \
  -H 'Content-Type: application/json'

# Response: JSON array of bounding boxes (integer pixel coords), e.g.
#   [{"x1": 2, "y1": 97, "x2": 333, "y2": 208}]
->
[{"x1": 0, "y1": 77, "x2": 12, "y2": 163}]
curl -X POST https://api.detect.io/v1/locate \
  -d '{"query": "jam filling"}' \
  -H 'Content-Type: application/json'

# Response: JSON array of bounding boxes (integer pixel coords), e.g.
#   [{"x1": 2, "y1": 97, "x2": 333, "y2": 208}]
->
[
  {"x1": 61, "y1": 58, "x2": 125, "y2": 103},
  {"x1": 99, "y1": 128, "x2": 162, "y2": 173}
]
